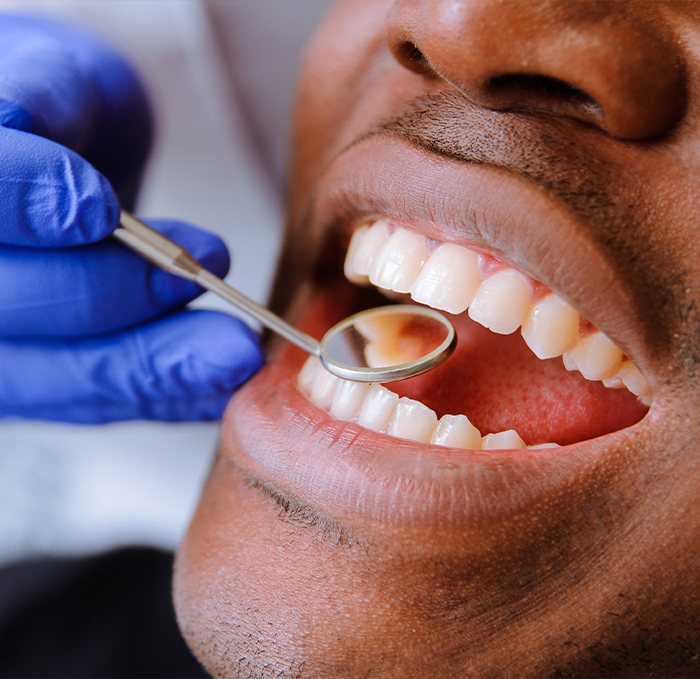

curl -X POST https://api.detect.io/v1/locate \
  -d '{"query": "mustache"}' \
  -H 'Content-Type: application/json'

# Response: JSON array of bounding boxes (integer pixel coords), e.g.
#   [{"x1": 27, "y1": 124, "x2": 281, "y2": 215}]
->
[
  {"x1": 359, "y1": 90, "x2": 620, "y2": 227},
  {"x1": 351, "y1": 90, "x2": 696, "y2": 370}
]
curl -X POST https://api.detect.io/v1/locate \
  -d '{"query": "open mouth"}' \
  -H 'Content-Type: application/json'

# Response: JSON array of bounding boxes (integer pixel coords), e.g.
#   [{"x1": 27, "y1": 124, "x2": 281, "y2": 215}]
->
[
  {"x1": 297, "y1": 219, "x2": 650, "y2": 450},
  {"x1": 288, "y1": 137, "x2": 652, "y2": 453}
]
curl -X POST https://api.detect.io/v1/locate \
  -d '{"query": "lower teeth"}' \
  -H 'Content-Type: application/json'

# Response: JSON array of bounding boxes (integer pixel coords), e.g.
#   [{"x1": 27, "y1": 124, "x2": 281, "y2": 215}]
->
[{"x1": 298, "y1": 356, "x2": 560, "y2": 450}]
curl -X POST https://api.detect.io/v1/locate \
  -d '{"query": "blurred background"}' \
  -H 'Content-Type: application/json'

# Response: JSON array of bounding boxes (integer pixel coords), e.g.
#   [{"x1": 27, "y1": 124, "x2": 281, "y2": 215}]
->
[{"x1": 0, "y1": 0, "x2": 332, "y2": 570}]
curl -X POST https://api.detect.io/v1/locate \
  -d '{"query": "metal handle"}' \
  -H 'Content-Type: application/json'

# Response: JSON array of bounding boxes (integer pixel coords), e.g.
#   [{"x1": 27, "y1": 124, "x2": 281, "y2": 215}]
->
[{"x1": 113, "y1": 211, "x2": 321, "y2": 357}]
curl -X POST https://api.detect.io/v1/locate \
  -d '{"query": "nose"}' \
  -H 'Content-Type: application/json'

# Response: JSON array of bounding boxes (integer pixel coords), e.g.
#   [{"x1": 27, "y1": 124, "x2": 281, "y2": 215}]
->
[{"x1": 387, "y1": 0, "x2": 687, "y2": 139}]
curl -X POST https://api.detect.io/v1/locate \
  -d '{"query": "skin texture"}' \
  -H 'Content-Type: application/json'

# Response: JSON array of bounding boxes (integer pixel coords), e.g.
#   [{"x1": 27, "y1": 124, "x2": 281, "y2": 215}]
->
[{"x1": 174, "y1": 2, "x2": 700, "y2": 677}]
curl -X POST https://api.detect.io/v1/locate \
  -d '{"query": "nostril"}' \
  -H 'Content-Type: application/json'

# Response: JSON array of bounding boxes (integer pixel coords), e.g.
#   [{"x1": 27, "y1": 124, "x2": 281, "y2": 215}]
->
[
  {"x1": 481, "y1": 72, "x2": 604, "y2": 129},
  {"x1": 487, "y1": 74, "x2": 596, "y2": 107},
  {"x1": 393, "y1": 40, "x2": 436, "y2": 76}
]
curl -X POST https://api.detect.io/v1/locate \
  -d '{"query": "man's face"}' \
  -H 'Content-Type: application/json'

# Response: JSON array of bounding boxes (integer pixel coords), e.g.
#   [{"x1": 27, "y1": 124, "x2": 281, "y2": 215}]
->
[{"x1": 174, "y1": 1, "x2": 700, "y2": 676}]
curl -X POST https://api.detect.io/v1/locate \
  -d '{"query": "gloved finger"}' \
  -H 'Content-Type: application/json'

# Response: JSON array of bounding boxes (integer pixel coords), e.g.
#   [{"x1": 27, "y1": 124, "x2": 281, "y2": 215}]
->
[
  {"x1": 0, "y1": 219, "x2": 229, "y2": 338},
  {"x1": 0, "y1": 126, "x2": 119, "y2": 246},
  {"x1": 0, "y1": 14, "x2": 152, "y2": 207},
  {"x1": 0, "y1": 310, "x2": 264, "y2": 423}
]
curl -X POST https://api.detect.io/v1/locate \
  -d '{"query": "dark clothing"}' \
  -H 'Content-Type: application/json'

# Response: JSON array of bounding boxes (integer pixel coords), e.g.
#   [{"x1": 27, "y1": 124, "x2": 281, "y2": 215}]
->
[{"x1": 0, "y1": 547, "x2": 208, "y2": 678}]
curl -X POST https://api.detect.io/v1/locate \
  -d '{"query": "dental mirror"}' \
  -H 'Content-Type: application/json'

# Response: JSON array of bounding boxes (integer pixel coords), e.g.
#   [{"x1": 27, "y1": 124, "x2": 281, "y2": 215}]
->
[
  {"x1": 113, "y1": 212, "x2": 456, "y2": 383},
  {"x1": 319, "y1": 305, "x2": 455, "y2": 382}
]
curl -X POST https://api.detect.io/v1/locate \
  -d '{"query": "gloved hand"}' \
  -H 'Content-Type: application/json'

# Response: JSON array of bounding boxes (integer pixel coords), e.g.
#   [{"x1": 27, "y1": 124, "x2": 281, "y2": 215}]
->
[{"x1": 0, "y1": 14, "x2": 264, "y2": 422}]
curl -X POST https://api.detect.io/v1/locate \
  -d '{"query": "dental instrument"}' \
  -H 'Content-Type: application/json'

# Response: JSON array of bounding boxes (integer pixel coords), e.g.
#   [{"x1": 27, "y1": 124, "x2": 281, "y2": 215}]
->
[{"x1": 113, "y1": 212, "x2": 456, "y2": 383}]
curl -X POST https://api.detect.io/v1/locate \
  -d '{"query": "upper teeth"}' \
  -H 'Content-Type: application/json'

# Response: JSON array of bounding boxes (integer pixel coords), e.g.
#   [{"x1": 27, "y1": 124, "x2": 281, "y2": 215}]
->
[{"x1": 343, "y1": 219, "x2": 652, "y2": 403}]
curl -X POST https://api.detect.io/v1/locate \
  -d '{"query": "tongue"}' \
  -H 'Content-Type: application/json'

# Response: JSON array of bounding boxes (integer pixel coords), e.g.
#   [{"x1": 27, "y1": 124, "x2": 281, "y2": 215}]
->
[
  {"x1": 388, "y1": 312, "x2": 647, "y2": 445},
  {"x1": 299, "y1": 284, "x2": 648, "y2": 446}
]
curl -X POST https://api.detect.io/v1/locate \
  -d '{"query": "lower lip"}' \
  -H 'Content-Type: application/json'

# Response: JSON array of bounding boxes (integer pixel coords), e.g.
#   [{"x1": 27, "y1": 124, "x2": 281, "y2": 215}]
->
[{"x1": 222, "y1": 335, "x2": 640, "y2": 529}]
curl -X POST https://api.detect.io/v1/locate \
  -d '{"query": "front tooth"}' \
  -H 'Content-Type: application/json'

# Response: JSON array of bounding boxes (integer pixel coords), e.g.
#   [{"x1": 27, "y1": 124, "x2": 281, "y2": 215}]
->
[
  {"x1": 310, "y1": 367, "x2": 339, "y2": 409},
  {"x1": 298, "y1": 356, "x2": 319, "y2": 394},
  {"x1": 330, "y1": 380, "x2": 369, "y2": 421},
  {"x1": 566, "y1": 331, "x2": 623, "y2": 381},
  {"x1": 521, "y1": 294, "x2": 579, "y2": 359},
  {"x1": 431, "y1": 414, "x2": 482, "y2": 449},
  {"x1": 411, "y1": 243, "x2": 480, "y2": 314},
  {"x1": 468, "y1": 269, "x2": 532, "y2": 334},
  {"x1": 481, "y1": 430, "x2": 527, "y2": 450},
  {"x1": 370, "y1": 228, "x2": 429, "y2": 293},
  {"x1": 388, "y1": 397, "x2": 438, "y2": 443},
  {"x1": 344, "y1": 225, "x2": 370, "y2": 284},
  {"x1": 357, "y1": 384, "x2": 399, "y2": 432},
  {"x1": 351, "y1": 219, "x2": 391, "y2": 276}
]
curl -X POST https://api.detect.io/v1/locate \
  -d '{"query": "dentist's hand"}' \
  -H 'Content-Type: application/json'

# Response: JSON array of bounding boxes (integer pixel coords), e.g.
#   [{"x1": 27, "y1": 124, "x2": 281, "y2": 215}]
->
[{"x1": 0, "y1": 14, "x2": 263, "y2": 422}]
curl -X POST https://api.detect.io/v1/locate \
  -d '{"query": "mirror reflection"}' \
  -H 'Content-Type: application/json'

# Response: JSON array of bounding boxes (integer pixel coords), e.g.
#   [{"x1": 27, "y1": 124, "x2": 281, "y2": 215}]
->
[{"x1": 322, "y1": 307, "x2": 452, "y2": 370}]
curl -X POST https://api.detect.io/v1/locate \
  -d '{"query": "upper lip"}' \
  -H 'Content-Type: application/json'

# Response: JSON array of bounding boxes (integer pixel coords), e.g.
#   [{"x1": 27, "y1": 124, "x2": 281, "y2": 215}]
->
[{"x1": 308, "y1": 134, "x2": 656, "y2": 388}]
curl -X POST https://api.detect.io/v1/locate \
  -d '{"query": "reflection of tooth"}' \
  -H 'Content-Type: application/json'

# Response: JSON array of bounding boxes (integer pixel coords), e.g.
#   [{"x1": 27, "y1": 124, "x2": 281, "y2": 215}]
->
[
  {"x1": 310, "y1": 368, "x2": 339, "y2": 409},
  {"x1": 330, "y1": 380, "x2": 369, "y2": 421},
  {"x1": 370, "y1": 228, "x2": 429, "y2": 293},
  {"x1": 357, "y1": 384, "x2": 399, "y2": 432},
  {"x1": 521, "y1": 295, "x2": 579, "y2": 359},
  {"x1": 482, "y1": 429, "x2": 527, "y2": 450},
  {"x1": 298, "y1": 356, "x2": 319, "y2": 394},
  {"x1": 355, "y1": 313, "x2": 426, "y2": 368},
  {"x1": 411, "y1": 243, "x2": 480, "y2": 314},
  {"x1": 639, "y1": 394, "x2": 653, "y2": 406},
  {"x1": 616, "y1": 361, "x2": 652, "y2": 396},
  {"x1": 344, "y1": 225, "x2": 370, "y2": 284},
  {"x1": 388, "y1": 397, "x2": 438, "y2": 443},
  {"x1": 528, "y1": 442, "x2": 561, "y2": 449},
  {"x1": 567, "y1": 332, "x2": 623, "y2": 381},
  {"x1": 351, "y1": 220, "x2": 391, "y2": 276},
  {"x1": 468, "y1": 269, "x2": 532, "y2": 334},
  {"x1": 431, "y1": 414, "x2": 482, "y2": 449}
]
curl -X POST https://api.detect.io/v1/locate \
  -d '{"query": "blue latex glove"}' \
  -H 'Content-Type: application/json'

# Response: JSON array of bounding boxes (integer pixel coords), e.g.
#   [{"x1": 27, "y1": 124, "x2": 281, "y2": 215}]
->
[{"x1": 0, "y1": 15, "x2": 264, "y2": 422}]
